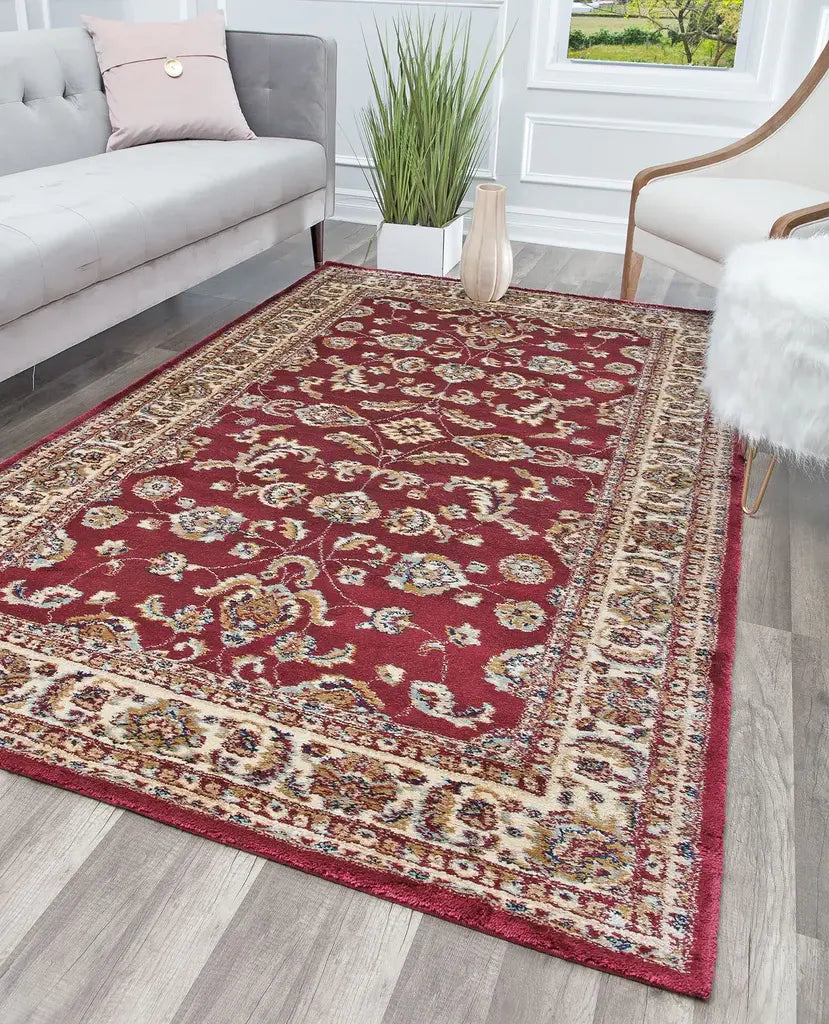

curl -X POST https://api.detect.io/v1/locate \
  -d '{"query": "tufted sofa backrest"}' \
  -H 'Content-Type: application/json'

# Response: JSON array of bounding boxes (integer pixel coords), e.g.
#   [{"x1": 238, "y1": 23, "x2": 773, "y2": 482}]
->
[{"x1": 0, "y1": 27, "x2": 111, "y2": 176}]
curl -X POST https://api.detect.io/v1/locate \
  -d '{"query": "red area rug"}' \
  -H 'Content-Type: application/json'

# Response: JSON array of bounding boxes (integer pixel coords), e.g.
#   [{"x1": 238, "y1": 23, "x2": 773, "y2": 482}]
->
[{"x1": 0, "y1": 265, "x2": 741, "y2": 997}]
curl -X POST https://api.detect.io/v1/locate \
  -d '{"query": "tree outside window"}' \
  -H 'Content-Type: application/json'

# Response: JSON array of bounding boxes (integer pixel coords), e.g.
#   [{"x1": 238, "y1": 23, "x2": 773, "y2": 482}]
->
[{"x1": 568, "y1": 0, "x2": 744, "y2": 68}]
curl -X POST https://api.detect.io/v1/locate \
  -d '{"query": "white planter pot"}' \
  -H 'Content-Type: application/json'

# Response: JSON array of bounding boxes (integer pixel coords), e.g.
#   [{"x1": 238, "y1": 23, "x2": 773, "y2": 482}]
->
[{"x1": 376, "y1": 216, "x2": 464, "y2": 277}]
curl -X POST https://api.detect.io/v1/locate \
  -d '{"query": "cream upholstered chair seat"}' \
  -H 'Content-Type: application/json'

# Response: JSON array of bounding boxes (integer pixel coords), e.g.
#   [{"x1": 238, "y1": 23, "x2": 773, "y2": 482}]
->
[
  {"x1": 636, "y1": 177, "x2": 829, "y2": 266},
  {"x1": 621, "y1": 41, "x2": 829, "y2": 298}
]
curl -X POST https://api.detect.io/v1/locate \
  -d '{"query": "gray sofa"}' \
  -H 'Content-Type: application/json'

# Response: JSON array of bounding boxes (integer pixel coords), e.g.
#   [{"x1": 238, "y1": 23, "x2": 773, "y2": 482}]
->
[{"x1": 0, "y1": 26, "x2": 336, "y2": 384}]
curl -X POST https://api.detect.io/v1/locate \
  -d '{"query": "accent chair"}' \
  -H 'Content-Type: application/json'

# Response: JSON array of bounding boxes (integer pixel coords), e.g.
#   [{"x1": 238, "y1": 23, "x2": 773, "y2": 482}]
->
[{"x1": 621, "y1": 41, "x2": 829, "y2": 301}]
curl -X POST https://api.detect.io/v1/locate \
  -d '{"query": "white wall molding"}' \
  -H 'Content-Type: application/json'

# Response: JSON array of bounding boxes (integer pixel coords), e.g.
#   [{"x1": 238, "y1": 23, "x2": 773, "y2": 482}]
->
[
  {"x1": 525, "y1": 72, "x2": 773, "y2": 102},
  {"x1": 333, "y1": 187, "x2": 384, "y2": 225},
  {"x1": 336, "y1": 151, "x2": 496, "y2": 181},
  {"x1": 336, "y1": 153, "x2": 373, "y2": 169},
  {"x1": 332, "y1": 186, "x2": 627, "y2": 253},
  {"x1": 521, "y1": 171, "x2": 631, "y2": 192},
  {"x1": 505, "y1": 203, "x2": 627, "y2": 253},
  {"x1": 523, "y1": 112, "x2": 746, "y2": 142},
  {"x1": 13, "y1": 0, "x2": 28, "y2": 30},
  {"x1": 520, "y1": 112, "x2": 742, "y2": 191}
]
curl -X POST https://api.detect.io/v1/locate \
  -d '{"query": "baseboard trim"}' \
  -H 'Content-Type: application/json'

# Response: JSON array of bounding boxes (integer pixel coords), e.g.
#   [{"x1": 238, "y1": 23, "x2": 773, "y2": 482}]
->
[
  {"x1": 332, "y1": 188, "x2": 381, "y2": 226},
  {"x1": 332, "y1": 188, "x2": 627, "y2": 255},
  {"x1": 503, "y1": 204, "x2": 627, "y2": 254}
]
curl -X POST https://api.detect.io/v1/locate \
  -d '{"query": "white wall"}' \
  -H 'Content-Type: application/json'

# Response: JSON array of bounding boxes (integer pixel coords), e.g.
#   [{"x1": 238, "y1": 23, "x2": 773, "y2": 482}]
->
[{"x1": 4, "y1": 0, "x2": 826, "y2": 251}]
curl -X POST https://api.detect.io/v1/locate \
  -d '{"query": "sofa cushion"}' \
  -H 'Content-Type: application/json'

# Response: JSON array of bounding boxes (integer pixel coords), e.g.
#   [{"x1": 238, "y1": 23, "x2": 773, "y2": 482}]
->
[
  {"x1": 0, "y1": 137, "x2": 325, "y2": 328},
  {"x1": 635, "y1": 175, "x2": 829, "y2": 263}
]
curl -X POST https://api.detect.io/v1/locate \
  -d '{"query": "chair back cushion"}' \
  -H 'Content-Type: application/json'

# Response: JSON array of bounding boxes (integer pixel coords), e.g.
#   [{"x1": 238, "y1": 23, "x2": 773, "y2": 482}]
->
[{"x1": 706, "y1": 63, "x2": 829, "y2": 192}]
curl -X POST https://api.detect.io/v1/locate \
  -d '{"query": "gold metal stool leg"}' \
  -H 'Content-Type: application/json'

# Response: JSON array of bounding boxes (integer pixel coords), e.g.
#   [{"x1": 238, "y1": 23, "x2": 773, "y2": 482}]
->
[{"x1": 741, "y1": 444, "x2": 777, "y2": 516}]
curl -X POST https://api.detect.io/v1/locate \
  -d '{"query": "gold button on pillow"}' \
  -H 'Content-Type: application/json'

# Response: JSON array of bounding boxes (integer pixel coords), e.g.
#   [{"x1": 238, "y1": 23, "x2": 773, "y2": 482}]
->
[{"x1": 164, "y1": 57, "x2": 183, "y2": 78}]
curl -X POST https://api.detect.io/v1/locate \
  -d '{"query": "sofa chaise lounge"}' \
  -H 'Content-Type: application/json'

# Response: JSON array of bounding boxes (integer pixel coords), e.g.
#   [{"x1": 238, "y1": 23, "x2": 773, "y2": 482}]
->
[{"x1": 0, "y1": 26, "x2": 336, "y2": 384}]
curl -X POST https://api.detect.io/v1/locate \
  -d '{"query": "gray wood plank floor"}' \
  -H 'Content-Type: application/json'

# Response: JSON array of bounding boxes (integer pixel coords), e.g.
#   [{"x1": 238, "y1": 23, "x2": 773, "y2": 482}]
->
[{"x1": 0, "y1": 221, "x2": 825, "y2": 1024}]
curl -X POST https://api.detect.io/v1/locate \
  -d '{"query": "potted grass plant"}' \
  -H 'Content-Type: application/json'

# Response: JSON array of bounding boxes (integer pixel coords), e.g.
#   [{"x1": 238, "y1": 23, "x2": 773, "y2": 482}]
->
[{"x1": 359, "y1": 16, "x2": 509, "y2": 277}]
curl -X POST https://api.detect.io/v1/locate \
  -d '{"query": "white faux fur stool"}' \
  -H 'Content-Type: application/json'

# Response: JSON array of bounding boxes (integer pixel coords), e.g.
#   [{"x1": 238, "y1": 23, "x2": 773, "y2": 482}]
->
[{"x1": 705, "y1": 235, "x2": 829, "y2": 515}]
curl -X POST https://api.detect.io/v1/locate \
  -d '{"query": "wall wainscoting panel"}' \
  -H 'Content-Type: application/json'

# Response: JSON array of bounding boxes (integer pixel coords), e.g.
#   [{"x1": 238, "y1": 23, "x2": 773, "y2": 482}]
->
[{"x1": 521, "y1": 114, "x2": 743, "y2": 191}]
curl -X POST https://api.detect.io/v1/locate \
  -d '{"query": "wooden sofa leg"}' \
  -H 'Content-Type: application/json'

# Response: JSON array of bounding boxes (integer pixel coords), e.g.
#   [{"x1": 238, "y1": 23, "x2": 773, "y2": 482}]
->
[
  {"x1": 621, "y1": 250, "x2": 643, "y2": 301},
  {"x1": 311, "y1": 222, "x2": 325, "y2": 269}
]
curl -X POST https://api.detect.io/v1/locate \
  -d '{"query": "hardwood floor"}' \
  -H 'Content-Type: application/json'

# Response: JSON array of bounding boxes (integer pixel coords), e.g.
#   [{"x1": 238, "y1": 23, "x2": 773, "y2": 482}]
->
[{"x1": 0, "y1": 221, "x2": 824, "y2": 1024}]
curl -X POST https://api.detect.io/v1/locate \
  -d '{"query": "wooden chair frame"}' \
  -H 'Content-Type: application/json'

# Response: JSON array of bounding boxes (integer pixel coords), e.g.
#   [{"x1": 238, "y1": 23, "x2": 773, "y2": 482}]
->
[{"x1": 621, "y1": 41, "x2": 829, "y2": 302}]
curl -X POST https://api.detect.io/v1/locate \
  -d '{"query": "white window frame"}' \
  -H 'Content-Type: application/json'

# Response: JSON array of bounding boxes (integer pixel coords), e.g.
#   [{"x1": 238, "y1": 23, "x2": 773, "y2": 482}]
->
[{"x1": 528, "y1": 0, "x2": 788, "y2": 102}]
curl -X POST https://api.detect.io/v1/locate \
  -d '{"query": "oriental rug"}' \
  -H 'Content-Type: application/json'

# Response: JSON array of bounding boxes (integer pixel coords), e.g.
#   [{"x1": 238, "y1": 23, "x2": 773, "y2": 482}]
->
[{"x1": 0, "y1": 264, "x2": 742, "y2": 997}]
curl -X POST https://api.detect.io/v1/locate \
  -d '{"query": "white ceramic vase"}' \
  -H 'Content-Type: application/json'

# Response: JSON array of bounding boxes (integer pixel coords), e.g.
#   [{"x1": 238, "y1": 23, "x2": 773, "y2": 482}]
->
[{"x1": 460, "y1": 183, "x2": 512, "y2": 302}]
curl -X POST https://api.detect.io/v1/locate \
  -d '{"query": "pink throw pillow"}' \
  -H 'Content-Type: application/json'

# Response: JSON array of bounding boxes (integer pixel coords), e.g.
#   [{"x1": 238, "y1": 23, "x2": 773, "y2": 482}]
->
[{"x1": 82, "y1": 12, "x2": 255, "y2": 151}]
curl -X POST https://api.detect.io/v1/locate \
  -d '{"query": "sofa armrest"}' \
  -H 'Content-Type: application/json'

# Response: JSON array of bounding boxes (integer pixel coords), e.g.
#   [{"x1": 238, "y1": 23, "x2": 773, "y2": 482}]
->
[{"x1": 227, "y1": 31, "x2": 337, "y2": 218}]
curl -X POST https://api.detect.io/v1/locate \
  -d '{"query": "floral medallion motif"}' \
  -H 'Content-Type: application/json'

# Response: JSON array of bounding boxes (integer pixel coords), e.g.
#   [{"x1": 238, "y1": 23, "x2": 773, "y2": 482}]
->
[{"x1": 0, "y1": 265, "x2": 740, "y2": 997}]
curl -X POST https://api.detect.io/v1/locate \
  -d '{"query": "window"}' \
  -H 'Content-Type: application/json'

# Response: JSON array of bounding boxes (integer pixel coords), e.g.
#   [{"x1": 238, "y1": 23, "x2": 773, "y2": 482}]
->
[{"x1": 567, "y1": 1, "x2": 745, "y2": 68}]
